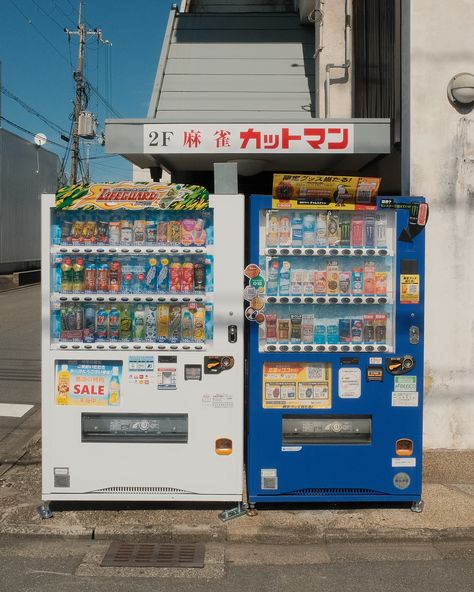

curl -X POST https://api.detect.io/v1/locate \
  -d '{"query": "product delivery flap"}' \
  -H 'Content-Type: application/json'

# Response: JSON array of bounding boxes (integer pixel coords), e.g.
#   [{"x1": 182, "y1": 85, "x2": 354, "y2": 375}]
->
[
  {"x1": 272, "y1": 174, "x2": 381, "y2": 210},
  {"x1": 55, "y1": 182, "x2": 209, "y2": 211}
]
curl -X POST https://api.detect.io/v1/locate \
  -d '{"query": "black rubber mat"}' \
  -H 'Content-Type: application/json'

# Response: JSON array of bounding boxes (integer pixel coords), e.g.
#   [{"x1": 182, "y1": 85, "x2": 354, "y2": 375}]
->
[{"x1": 101, "y1": 542, "x2": 205, "y2": 568}]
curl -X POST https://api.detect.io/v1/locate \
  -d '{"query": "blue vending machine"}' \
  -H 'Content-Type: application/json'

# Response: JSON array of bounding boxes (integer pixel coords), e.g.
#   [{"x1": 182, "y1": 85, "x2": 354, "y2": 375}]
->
[{"x1": 247, "y1": 190, "x2": 428, "y2": 510}]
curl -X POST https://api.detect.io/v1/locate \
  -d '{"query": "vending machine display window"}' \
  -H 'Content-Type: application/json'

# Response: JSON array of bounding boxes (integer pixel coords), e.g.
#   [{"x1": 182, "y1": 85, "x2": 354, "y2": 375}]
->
[
  {"x1": 259, "y1": 209, "x2": 397, "y2": 354},
  {"x1": 49, "y1": 208, "x2": 214, "y2": 351}
]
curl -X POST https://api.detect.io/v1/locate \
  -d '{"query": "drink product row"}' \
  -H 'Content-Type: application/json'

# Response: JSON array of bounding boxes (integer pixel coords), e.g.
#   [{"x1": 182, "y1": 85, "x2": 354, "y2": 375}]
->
[
  {"x1": 52, "y1": 212, "x2": 211, "y2": 247},
  {"x1": 263, "y1": 313, "x2": 388, "y2": 345},
  {"x1": 266, "y1": 260, "x2": 389, "y2": 297},
  {"x1": 266, "y1": 211, "x2": 388, "y2": 248},
  {"x1": 54, "y1": 302, "x2": 208, "y2": 344},
  {"x1": 54, "y1": 255, "x2": 209, "y2": 294}
]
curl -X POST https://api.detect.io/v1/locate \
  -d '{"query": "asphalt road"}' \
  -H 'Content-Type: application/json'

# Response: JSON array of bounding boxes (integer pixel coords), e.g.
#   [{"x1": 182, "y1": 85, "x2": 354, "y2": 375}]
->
[
  {"x1": 0, "y1": 285, "x2": 41, "y2": 469},
  {"x1": 0, "y1": 537, "x2": 472, "y2": 592}
]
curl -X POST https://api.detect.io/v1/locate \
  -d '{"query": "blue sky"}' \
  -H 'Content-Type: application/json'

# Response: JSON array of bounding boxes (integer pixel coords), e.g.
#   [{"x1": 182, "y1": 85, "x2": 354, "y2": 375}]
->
[{"x1": 0, "y1": 0, "x2": 176, "y2": 182}]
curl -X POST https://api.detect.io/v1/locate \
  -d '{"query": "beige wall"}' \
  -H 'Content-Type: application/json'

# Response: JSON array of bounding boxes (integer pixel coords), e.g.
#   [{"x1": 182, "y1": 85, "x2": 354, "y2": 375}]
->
[{"x1": 410, "y1": 1, "x2": 474, "y2": 448}]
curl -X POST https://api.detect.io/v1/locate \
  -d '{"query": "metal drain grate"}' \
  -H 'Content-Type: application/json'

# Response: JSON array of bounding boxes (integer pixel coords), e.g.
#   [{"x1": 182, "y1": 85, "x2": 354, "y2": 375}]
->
[{"x1": 101, "y1": 542, "x2": 205, "y2": 568}]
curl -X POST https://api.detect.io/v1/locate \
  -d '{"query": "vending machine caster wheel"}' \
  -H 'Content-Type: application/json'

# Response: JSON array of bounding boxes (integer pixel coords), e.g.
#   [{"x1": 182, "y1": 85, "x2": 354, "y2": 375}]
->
[
  {"x1": 36, "y1": 502, "x2": 53, "y2": 520},
  {"x1": 411, "y1": 500, "x2": 424, "y2": 513},
  {"x1": 247, "y1": 504, "x2": 258, "y2": 517}
]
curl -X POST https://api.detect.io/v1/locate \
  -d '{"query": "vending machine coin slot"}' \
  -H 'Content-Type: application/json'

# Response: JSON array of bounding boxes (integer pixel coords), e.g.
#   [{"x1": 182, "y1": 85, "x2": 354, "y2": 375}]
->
[
  {"x1": 386, "y1": 355, "x2": 415, "y2": 375},
  {"x1": 204, "y1": 356, "x2": 235, "y2": 374},
  {"x1": 159, "y1": 356, "x2": 177, "y2": 364},
  {"x1": 409, "y1": 326, "x2": 420, "y2": 344}
]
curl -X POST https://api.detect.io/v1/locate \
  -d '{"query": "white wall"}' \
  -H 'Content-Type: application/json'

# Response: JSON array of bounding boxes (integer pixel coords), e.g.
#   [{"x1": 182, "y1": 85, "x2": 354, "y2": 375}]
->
[{"x1": 410, "y1": 1, "x2": 474, "y2": 448}]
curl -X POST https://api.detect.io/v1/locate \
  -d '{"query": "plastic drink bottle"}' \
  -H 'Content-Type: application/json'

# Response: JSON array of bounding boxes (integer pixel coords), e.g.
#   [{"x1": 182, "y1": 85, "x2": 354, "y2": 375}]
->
[
  {"x1": 95, "y1": 306, "x2": 109, "y2": 341},
  {"x1": 84, "y1": 261, "x2": 97, "y2": 293},
  {"x1": 266, "y1": 260, "x2": 280, "y2": 296},
  {"x1": 133, "y1": 304, "x2": 145, "y2": 341},
  {"x1": 181, "y1": 307, "x2": 194, "y2": 342},
  {"x1": 61, "y1": 257, "x2": 74, "y2": 292},
  {"x1": 72, "y1": 257, "x2": 85, "y2": 293},
  {"x1": 108, "y1": 367, "x2": 120, "y2": 406},
  {"x1": 83, "y1": 304, "x2": 96, "y2": 343},
  {"x1": 193, "y1": 306, "x2": 206, "y2": 342},
  {"x1": 279, "y1": 215, "x2": 291, "y2": 247},
  {"x1": 267, "y1": 214, "x2": 280, "y2": 247},
  {"x1": 145, "y1": 218, "x2": 157, "y2": 244},
  {"x1": 108, "y1": 306, "x2": 121, "y2": 341},
  {"x1": 120, "y1": 304, "x2": 132, "y2": 341},
  {"x1": 278, "y1": 261, "x2": 291, "y2": 296},
  {"x1": 170, "y1": 262, "x2": 182, "y2": 293},
  {"x1": 302, "y1": 214, "x2": 316, "y2": 247},
  {"x1": 109, "y1": 217, "x2": 121, "y2": 245},
  {"x1": 145, "y1": 258, "x2": 157, "y2": 292},
  {"x1": 156, "y1": 258, "x2": 170, "y2": 292},
  {"x1": 145, "y1": 305, "x2": 157, "y2": 342},
  {"x1": 133, "y1": 218, "x2": 146, "y2": 245},
  {"x1": 157, "y1": 304, "x2": 170, "y2": 343},
  {"x1": 315, "y1": 213, "x2": 327, "y2": 247},
  {"x1": 56, "y1": 364, "x2": 70, "y2": 405},
  {"x1": 181, "y1": 219, "x2": 196, "y2": 246},
  {"x1": 291, "y1": 216, "x2": 303, "y2": 247},
  {"x1": 181, "y1": 261, "x2": 194, "y2": 293},
  {"x1": 169, "y1": 305, "x2": 182, "y2": 343},
  {"x1": 122, "y1": 272, "x2": 133, "y2": 293},
  {"x1": 97, "y1": 261, "x2": 109, "y2": 293}
]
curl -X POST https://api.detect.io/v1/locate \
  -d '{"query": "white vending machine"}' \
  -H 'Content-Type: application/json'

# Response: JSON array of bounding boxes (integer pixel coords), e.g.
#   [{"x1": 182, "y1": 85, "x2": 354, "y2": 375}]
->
[{"x1": 41, "y1": 182, "x2": 244, "y2": 502}]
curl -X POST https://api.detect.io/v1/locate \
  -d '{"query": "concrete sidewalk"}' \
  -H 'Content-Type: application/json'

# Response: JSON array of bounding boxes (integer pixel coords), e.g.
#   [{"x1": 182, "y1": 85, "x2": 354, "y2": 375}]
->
[{"x1": 0, "y1": 438, "x2": 473, "y2": 543}]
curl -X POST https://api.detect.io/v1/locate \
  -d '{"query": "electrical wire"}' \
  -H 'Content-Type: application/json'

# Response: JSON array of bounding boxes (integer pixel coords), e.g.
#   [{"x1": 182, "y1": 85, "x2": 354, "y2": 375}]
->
[
  {"x1": 85, "y1": 77, "x2": 122, "y2": 118},
  {"x1": 0, "y1": 116, "x2": 67, "y2": 149},
  {"x1": 30, "y1": 0, "x2": 65, "y2": 30},
  {"x1": 8, "y1": 0, "x2": 71, "y2": 68},
  {"x1": 1, "y1": 87, "x2": 69, "y2": 135}
]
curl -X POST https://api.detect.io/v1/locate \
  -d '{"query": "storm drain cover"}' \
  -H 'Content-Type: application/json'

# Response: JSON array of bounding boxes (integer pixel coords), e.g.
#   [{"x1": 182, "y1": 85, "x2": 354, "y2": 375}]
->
[{"x1": 101, "y1": 542, "x2": 205, "y2": 568}]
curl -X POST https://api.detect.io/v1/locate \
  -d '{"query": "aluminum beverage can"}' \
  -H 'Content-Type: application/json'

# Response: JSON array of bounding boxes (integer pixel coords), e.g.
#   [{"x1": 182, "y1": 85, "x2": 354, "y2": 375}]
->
[
  {"x1": 181, "y1": 261, "x2": 194, "y2": 293},
  {"x1": 109, "y1": 219, "x2": 121, "y2": 245},
  {"x1": 170, "y1": 262, "x2": 182, "y2": 293},
  {"x1": 120, "y1": 219, "x2": 133, "y2": 244},
  {"x1": 97, "y1": 221, "x2": 109, "y2": 244},
  {"x1": 61, "y1": 220, "x2": 72, "y2": 244},
  {"x1": 157, "y1": 221, "x2": 168, "y2": 245},
  {"x1": 181, "y1": 219, "x2": 196, "y2": 246},
  {"x1": 338, "y1": 319, "x2": 351, "y2": 343},
  {"x1": 71, "y1": 219, "x2": 85, "y2": 244},
  {"x1": 351, "y1": 319, "x2": 363, "y2": 343},
  {"x1": 351, "y1": 216, "x2": 364, "y2": 247},
  {"x1": 108, "y1": 306, "x2": 121, "y2": 341},
  {"x1": 133, "y1": 219, "x2": 146, "y2": 245},
  {"x1": 180, "y1": 307, "x2": 194, "y2": 342},
  {"x1": 145, "y1": 220, "x2": 157, "y2": 244},
  {"x1": 365, "y1": 214, "x2": 375, "y2": 247},
  {"x1": 167, "y1": 221, "x2": 182, "y2": 245}
]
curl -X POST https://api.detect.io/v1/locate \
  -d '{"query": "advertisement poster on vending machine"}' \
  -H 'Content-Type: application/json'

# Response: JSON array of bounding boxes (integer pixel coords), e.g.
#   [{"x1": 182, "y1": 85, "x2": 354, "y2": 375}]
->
[{"x1": 55, "y1": 360, "x2": 122, "y2": 406}]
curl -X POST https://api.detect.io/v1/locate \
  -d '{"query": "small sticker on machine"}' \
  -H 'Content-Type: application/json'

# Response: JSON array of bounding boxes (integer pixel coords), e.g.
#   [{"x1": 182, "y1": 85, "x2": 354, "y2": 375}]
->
[
  {"x1": 392, "y1": 458, "x2": 416, "y2": 468},
  {"x1": 202, "y1": 394, "x2": 234, "y2": 409},
  {"x1": 392, "y1": 392, "x2": 419, "y2": 407}
]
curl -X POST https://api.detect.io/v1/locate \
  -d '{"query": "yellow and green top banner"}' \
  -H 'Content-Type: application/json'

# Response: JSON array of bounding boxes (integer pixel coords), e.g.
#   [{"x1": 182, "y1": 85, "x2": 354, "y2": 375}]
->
[
  {"x1": 55, "y1": 182, "x2": 209, "y2": 211},
  {"x1": 272, "y1": 174, "x2": 381, "y2": 210}
]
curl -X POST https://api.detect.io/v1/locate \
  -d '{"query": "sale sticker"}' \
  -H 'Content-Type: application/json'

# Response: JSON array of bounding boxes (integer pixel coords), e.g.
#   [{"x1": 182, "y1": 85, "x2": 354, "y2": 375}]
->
[
  {"x1": 249, "y1": 275, "x2": 265, "y2": 292},
  {"x1": 55, "y1": 360, "x2": 122, "y2": 407},
  {"x1": 244, "y1": 264, "x2": 261, "y2": 279}
]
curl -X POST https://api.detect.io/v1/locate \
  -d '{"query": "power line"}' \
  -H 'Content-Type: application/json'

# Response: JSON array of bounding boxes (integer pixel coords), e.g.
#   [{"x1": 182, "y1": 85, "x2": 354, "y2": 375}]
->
[
  {"x1": 8, "y1": 0, "x2": 71, "y2": 69},
  {"x1": 0, "y1": 115, "x2": 67, "y2": 149},
  {"x1": 30, "y1": 0, "x2": 65, "y2": 30},
  {"x1": 85, "y1": 77, "x2": 122, "y2": 118},
  {"x1": 1, "y1": 86, "x2": 69, "y2": 135}
]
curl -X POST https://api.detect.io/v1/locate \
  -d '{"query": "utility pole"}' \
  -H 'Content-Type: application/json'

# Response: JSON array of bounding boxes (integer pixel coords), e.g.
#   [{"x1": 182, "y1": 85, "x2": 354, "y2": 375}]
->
[{"x1": 66, "y1": 0, "x2": 110, "y2": 184}]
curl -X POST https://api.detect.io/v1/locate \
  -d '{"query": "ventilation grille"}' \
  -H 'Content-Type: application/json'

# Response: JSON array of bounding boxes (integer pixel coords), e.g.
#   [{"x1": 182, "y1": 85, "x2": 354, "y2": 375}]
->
[
  {"x1": 90, "y1": 486, "x2": 192, "y2": 495},
  {"x1": 282, "y1": 488, "x2": 386, "y2": 497}
]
